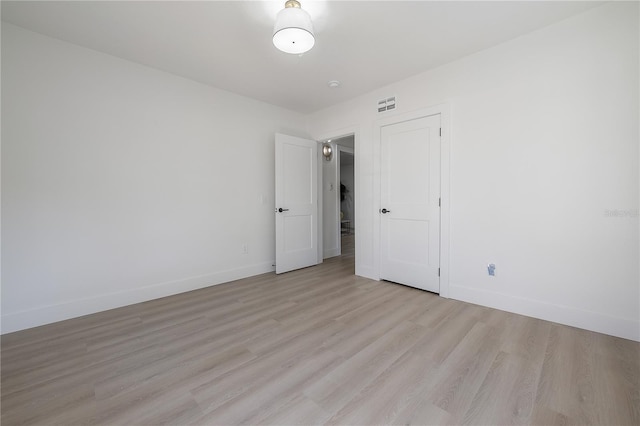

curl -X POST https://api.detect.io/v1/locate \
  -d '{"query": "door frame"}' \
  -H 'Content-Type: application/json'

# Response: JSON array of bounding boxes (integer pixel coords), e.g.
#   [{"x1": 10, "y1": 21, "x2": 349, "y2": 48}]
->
[
  {"x1": 373, "y1": 104, "x2": 451, "y2": 297},
  {"x1": 314, "y1": 126, "x2": 359, "y2": 269}
]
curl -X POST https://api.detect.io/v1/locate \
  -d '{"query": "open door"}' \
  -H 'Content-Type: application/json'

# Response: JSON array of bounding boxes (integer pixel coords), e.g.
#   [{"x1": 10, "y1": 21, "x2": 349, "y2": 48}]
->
[{"x1": 275, "y1": 133, "x2": 319, "y2": 274}]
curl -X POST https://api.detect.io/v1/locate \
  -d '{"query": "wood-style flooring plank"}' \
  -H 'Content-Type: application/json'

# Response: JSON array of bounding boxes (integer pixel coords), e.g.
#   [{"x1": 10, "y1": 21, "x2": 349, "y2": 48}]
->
[
  {"x1": 324, "y1": 350, "x2": 439, "y2": 425},
  {"x1": 304, "y1": 320, "x2": 426, "y2": 414},
  {"x1": 2, "y1": 252, "x2": 638, "y2": 425}
]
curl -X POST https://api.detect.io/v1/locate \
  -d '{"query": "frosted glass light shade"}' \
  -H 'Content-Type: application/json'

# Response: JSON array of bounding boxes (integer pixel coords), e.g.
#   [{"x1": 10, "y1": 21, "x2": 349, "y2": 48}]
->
[{"x1": 273, "y1": 6, "x2": 315, "y2": 54}]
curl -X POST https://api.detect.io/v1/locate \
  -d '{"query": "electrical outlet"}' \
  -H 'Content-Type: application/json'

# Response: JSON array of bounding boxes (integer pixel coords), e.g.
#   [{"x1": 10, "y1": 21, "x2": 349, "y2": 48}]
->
[{"x1": 488, "y1": 264, "x2": 496, "y2": 276}]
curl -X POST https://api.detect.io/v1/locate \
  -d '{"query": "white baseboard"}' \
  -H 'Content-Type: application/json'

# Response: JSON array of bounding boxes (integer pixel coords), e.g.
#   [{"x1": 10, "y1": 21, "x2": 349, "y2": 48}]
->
[
  {"x1": 1, "y1": 262, "x2": 275, "y2": 334},
  {"x1": 449, "y1": 283, "x2": 640, "y2": 342}
]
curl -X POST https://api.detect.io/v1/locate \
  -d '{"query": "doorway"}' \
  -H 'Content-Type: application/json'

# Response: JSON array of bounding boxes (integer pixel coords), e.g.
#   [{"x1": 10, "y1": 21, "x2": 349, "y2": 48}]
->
[{"x1": 321, "y1": 134, "x2": 355, "y2": 260}]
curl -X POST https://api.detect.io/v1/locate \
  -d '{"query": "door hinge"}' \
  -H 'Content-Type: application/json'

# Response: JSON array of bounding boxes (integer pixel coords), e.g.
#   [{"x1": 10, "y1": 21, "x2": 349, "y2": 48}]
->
[
  {"x1": 439, "y1": 197, "x2": 441, "y2": 207},
  {"x1": 439, "y1": 128, "x2": 442, "y2": 137},
  {"x1": 438, "y1": 268, "x2": 441, "y2": 277}
]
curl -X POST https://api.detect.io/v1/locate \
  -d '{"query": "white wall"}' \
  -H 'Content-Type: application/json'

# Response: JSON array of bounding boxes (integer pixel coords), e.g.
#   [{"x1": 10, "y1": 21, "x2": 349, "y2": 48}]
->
[
  {"x1": 1, "y1": 23, "x2": 309, "y2": 333},
  {"x1": 307, "y1": 2, "x2": 640, "y2": 341}
]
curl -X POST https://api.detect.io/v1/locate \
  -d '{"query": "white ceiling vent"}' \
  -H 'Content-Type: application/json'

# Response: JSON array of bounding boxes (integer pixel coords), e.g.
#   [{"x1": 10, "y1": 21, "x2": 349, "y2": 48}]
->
[{"x1": 377, "y1": 96, "x2": 396, "y2": 113}]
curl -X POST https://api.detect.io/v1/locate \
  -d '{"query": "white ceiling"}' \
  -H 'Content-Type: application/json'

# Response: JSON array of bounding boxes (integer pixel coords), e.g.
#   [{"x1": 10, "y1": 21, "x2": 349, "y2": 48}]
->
[{"x1": 1, "y1": 1, "x2": 602, "y2": 113}]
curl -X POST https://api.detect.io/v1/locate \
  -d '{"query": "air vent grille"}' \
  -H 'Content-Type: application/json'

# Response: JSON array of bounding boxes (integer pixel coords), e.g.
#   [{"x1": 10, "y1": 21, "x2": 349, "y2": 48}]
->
[{"x1": 377, "y1": 96, "x2": 396, "y2": 113}]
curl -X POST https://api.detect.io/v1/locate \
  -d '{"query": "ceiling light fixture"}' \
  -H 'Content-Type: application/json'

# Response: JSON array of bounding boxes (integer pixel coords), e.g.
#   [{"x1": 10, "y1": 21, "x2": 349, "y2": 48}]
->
[{"x1": 273, "y1": 0, "x2": 315, "y2": 54}]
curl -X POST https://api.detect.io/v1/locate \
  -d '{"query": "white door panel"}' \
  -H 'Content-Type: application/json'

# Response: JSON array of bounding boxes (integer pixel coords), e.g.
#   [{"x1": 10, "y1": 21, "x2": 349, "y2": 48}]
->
[
  {"x1": 283, "y1": 215, "x2": 313, "y2": 251},
  {"x1": 275, "y1": 133, "x2": 318, "y2": 274},
  {"x1": 380, "y1": 115, "x2": 441, "y2": 292}
]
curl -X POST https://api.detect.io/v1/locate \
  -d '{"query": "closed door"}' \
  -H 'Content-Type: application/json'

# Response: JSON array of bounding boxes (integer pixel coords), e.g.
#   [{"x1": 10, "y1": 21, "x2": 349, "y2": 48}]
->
[
  {"x1": 275, "y1": 133, "x2": 318, "y2": 274},
  {"x1": 380, "y1": 114, "x2": 441, "y2": 292}
]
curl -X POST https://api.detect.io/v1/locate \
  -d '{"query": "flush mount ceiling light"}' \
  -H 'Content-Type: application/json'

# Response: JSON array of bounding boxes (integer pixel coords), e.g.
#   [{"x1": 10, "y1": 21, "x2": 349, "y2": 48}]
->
[{"x1": 273, "y1": 0, "x2": 315, "y2": 54}]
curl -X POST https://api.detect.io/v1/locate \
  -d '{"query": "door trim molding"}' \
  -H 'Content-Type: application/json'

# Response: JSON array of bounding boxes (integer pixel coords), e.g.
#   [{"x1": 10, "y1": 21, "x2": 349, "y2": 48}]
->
[{"x1": 373, "y1": 104, "x2": 451, "y2": 298}]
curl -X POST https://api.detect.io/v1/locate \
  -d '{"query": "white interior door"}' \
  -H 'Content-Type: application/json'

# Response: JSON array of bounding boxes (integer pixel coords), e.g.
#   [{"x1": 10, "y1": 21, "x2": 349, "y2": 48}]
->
[
  {"x1": 380, "y1": 114, "x2": 441, "y2": 292},
  {"x1": 275, "y1": 133, "x2": 318, "y2": 274}
]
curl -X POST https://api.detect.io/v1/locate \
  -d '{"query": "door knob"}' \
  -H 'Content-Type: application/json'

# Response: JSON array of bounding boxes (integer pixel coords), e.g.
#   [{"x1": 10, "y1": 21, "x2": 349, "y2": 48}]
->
[
  {"x1": 278, "y1": 208, "x2": 289, "y2": 213},
  {"x1": 380, "y1": 208, "x2": 391, "y2": 214}
]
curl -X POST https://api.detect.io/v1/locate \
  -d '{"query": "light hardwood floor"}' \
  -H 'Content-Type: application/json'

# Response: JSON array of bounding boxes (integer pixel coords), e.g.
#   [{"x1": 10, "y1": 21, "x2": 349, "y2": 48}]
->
[{"x1": 2, "y1": 251, "x2": 638, "y2": 425}]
